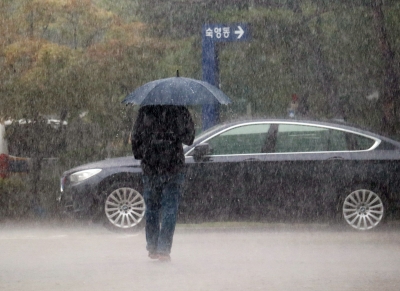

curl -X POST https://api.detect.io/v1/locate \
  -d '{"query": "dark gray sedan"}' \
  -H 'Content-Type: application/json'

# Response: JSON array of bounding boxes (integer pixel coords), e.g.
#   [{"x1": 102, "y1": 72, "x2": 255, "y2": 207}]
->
[{"x1": 59, "y1": 119, "x2": 400, "y2": 231}]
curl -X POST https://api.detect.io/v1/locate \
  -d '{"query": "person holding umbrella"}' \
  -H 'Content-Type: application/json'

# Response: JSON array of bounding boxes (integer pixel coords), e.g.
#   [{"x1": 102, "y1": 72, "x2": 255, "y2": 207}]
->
[
  {"x1": 124, "y1": 72, "x2": 231, "y2": 261},
  {"x1": 131, "y1": 105, "x2": 194, "y2": 262}
]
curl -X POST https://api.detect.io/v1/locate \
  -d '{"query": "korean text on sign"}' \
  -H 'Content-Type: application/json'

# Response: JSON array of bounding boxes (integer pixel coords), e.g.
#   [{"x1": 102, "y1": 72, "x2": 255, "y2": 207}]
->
[{"x1": 205, "y1": 27, "x2": 230, "y2": 39}]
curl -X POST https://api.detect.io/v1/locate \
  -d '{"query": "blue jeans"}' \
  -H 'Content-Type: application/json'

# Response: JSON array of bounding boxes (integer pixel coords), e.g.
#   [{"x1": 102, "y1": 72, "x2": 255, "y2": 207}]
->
[{"x1": 143, "y1": 172, "x2": 184, "y2": 255}]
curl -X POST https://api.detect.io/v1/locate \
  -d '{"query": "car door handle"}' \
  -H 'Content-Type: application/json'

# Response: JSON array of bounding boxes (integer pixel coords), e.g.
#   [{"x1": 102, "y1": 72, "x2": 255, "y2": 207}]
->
[
  {"x1": 244, "y1": 158, "x2": 261, "y2": 162},
  {"x1": 327, "y1": 156, "x2": 344, "y2": 160}
]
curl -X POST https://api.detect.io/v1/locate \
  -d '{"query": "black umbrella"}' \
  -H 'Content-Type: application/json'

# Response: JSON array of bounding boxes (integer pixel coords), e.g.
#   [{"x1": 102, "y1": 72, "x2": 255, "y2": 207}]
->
[{"x1": 122, "y1": 73, "x2": 232, "y2": 106}]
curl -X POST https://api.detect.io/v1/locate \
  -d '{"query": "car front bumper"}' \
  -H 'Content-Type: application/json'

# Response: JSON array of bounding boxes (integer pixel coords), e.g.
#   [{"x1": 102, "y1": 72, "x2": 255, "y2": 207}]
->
[{"x1": 58, "y1": 178, "x2": 101, "y2": 217}]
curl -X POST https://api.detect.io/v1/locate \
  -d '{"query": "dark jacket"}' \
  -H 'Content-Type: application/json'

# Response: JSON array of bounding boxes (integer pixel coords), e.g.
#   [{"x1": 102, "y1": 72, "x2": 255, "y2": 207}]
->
[{"x1": 131, "y1": 105, "x2": 195, "y2": 176}]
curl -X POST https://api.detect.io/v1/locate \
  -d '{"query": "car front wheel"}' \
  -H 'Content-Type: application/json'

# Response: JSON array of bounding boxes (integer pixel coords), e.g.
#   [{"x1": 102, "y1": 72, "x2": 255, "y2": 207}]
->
[
  {"x1": 103, "y1": 182, "x2": 146, "y2": 231},
  {"x1": 342, "y1": 188, "x2": 385, "y2": 231}
]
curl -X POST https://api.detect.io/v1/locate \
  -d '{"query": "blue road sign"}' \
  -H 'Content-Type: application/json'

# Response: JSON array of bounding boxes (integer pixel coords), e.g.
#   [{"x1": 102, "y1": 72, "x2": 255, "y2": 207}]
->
[
  {"x1": 202, "y1": 23, "x2": 250, "y2": 42},
  {"x1": 201, "y1": 23, "x2": 250, "y2": 130}
]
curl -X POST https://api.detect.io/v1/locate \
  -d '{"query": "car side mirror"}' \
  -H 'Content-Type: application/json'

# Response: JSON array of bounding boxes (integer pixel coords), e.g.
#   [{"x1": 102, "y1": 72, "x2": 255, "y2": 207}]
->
[{"x1": 193, "y1": 143, "x2": 211, "y2": 162}]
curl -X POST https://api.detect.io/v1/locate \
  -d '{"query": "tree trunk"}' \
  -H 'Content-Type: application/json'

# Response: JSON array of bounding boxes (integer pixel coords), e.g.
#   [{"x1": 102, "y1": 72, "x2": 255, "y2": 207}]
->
[
  {"x1": 312, "y1": 15, "x2": 343, "y2": 119},
  {"x1": 371, "y1": 0, "x2": 400, "y2": 135},
  {"x1": 291, "y1": 4, "x2": 343, "y2": 119},
  {"x1": 28, "y1": 115, "x2": 45, "y2": 217}
]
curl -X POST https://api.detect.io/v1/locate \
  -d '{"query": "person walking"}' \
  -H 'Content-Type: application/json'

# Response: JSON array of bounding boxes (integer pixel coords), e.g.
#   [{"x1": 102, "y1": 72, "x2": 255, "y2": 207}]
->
[{"x1": 131, "y1": 105, "x2": 195, "y2": 262}]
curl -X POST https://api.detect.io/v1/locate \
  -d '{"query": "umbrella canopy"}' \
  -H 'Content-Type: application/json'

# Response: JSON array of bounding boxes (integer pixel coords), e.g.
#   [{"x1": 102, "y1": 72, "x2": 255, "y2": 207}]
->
[{"x1": 122, "y1": 77, "x2": 232, "y2": 106}]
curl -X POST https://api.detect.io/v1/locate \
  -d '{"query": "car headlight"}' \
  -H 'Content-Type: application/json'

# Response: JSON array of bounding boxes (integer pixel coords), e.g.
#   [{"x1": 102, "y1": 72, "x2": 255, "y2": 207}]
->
[{"x1": 69, "y1": 169, "x2": 102, "y2": 183}]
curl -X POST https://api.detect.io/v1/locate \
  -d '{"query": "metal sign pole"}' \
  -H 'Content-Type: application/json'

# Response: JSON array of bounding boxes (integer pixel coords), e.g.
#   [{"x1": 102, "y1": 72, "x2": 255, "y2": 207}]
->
[
  {"x1": 201, "y1": 26, "x2": 220, "y2": 131},
  {"x1": 201, "y1": 23, "x2": 250, "y2": 130}
]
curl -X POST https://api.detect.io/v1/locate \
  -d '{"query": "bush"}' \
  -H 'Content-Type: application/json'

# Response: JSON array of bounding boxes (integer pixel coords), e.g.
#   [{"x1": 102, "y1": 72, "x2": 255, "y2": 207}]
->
[{"x1": 0, "y1": 176, "x2": 30, "y2": 219}]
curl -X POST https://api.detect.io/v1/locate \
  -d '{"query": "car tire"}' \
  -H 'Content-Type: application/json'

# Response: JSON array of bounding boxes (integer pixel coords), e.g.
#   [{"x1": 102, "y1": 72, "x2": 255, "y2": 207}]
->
[
  {"x1": 341, "y1": 186, "x2": 387, "y2": 231},
  {"x1": 101, "y1": 182, "x2": 146, "y2": 232}
]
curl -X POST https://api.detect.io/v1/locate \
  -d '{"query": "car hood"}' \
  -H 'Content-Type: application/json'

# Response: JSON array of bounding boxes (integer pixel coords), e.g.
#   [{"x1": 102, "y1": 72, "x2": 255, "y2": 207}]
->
[{"x1": 63, "y1": 156, "x2": 141, "y2": 175}]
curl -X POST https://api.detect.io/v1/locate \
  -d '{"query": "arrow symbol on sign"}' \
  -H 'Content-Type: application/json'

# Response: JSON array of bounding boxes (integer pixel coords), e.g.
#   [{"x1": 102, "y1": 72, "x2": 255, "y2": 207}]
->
[{"x1": 234, "y1": 26, "x2": 244, "y2": 39}]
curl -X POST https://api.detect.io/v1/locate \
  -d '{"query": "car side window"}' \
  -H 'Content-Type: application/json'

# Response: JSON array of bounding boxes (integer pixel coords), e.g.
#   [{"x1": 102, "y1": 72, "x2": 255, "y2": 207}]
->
[
  {"x1": 275, "y1": 124, "x2": 347, "y2": 153},
  {"x1": 328, "y1": 129, "x2": 348, "y2": 151},
  {"x1": 275, "y1": 124, "x2": 331, "y2": 152},
  {"x1": 207, "y1": 124, "x2": 270, "y2": 155},
  {"x1": 275, "y1": 124, "x2": 376, "y2": 153}
]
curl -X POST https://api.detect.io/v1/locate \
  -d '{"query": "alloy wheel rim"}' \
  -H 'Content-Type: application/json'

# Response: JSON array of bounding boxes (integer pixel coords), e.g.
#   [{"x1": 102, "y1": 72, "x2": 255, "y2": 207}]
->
[
  {"x1": 343, "y1": 189, "x2": 384, "y2": 230},
  {"x1": 105, "y1": 187, "x2": 145, "y2": 228}
]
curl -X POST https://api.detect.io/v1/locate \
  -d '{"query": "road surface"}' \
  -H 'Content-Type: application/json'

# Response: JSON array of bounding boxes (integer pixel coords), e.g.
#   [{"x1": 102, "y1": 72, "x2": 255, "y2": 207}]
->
[{"x1": 0, "y1": 221, "x2": 399, "y2": 291}]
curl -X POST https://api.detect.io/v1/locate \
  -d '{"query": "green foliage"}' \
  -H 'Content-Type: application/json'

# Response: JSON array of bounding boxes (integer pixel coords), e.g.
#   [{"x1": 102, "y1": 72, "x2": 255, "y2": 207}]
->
[
  {"x1": 0, "y1": 176, "x2": 30, "y2": 219},
  {"x1": 5, "y1": 120, "x2": 66, "y2": 158},
  {"x1": 157, "y1": 38, "x2": 202, "y2": 79},
  {"x1": 94, "y1": 0, "x2": 139, "y2": 22},
  {"x1": 203, "y1": 2, "x2": 398, "y2": 131},
  {"x1": 137, "y1": 0, "x2": 208, "y2": 39},
  {"x1": 385, "y1": 3, "x2": 400, "y2": 53},
  {"x1": 0, "y1": 0, "x2": 400, "y2": 217},
  {"x1": 1, "y1": 0, "x2": 399, "y2": 134}
]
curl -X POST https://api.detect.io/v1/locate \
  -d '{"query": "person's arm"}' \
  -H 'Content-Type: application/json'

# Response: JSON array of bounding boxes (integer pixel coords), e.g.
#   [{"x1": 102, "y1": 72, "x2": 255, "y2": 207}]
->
[
  {"x1": 131, "y1": 109, "x2": 145, "y2": 160},
  {"x1": 179, "y1": 108, "x2": 195, "y2": 146}
]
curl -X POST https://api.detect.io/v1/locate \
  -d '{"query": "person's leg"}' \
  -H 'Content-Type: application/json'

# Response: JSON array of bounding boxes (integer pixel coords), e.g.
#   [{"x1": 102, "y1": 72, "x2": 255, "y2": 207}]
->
[
  {"x1": 157, "y1": 172, "x2": 184, "y2": 256},
  {"x1": 143, "y1": 175, "x2": 162, "y2": 256}
]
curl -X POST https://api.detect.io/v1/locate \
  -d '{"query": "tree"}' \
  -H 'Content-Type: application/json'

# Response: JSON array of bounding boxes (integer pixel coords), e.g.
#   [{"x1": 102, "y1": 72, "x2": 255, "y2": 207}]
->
[
  {"x1": 82, "y1": 21, "x2": 170, "y2": 158},
  {"x1": 0, "y1": 0, "x2": 124, "y2": 211},
  {"x1": 56, "y1": 0, "x2": 114, "y2": 49},
  {"x1": 21, "y1": 0, "x2": 58, "y2": 39},
  {"x1": 369, "y1": 0, "x2": 400, "y2": 135}
]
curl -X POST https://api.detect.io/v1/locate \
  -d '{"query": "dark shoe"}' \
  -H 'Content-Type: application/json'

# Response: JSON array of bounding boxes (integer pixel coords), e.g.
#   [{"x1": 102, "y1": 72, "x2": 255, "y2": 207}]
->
[
  {"x1": 148, "y1": 252, "x2": 159, "y2": 259},
  {"x1": 158, "y1": 254, "x2": 171, "y2": 262}
]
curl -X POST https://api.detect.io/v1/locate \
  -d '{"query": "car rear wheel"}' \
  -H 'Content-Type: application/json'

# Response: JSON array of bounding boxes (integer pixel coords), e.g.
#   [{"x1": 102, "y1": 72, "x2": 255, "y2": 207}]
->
[
  {"x1": 342, "y1": 188, "x2": 385, "y2": 231},
  {"x1": 103, "y1": 182, "x2": 146, "y2": 231}
]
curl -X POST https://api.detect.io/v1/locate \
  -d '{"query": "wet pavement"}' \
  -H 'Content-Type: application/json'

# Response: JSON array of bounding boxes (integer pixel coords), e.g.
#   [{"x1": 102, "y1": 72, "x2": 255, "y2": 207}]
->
[{"x1": 0, "y1": 221, "x2": 400, "y2": 291}]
